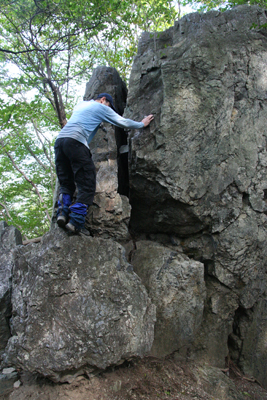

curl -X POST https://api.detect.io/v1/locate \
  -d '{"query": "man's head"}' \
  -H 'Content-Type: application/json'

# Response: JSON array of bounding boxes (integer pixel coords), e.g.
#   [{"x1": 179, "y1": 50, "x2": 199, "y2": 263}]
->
[{"x1": 95, "y1": 93, "x2": 116, "y2": 111}]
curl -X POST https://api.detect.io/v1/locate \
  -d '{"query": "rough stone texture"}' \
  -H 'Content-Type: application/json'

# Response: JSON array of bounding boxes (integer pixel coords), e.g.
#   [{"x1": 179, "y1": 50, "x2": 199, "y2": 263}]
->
[
  {"x1": 131, "y1": 240, "x2": 206, "y2": 357},
  {"x1": 124, "y1": 5, "x2": 267, "y2": 387},
  {"x1": 0, "y1": 222, "x2": 22, "y2": 362},
  {"x1": 2, "y1": 5, "x2": 267, "y2": 390},
  {"x1": 229, "y1": 299, "x2": 267, "y2": 388},
  {"x1": 51, "y1": 66, "x2": 131, "y2": 241},
  {"x1": 2, "y1": 228, "x2": 156, "y2": 383},
  {"x1": 83, "y1": 67, "x2": 131, "y2": 241},
  {"x1": 86, "y1": 192, "x2": 131, "y2": 240},
  {"x1": 193, "y1": 364, "x2": 245, "y2": 400},
  {"x1": 0, "y1": 367, "x2": 19, "y2": 397}
]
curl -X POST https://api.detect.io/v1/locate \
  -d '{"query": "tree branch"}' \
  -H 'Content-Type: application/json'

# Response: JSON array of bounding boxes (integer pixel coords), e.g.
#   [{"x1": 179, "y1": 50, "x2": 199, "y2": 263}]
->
[
  {"x1": 0, "y1": 47, "x2": 38, "y2": 55},
  {"x1": 10, "y1": 130, "x2": 50, "y2": 171},
  {"x1": 31, "y1": 118, "x2": 56, "y2": 169},
  {"x1": 1, "y1": 140, "x2": 51, "y2": 222},
  {"x1": 0, "y1": 201, "x2": 12, "y2": 219}
]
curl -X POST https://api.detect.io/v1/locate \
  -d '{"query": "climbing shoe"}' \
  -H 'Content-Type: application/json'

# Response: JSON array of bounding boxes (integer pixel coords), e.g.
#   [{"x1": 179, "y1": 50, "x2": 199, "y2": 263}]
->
[
  {"x1": 57, "y1": 214, "x2": 67, "y2": 228},
  {"x1": 65, "y1": 222, "x2": 90, "y2": 236}
]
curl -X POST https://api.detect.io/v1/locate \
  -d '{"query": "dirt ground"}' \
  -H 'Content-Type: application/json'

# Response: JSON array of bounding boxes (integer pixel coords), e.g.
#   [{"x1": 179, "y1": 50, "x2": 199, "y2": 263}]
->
[{"x1": 1, "y1": 356, "x2": 267, "y2": 400}]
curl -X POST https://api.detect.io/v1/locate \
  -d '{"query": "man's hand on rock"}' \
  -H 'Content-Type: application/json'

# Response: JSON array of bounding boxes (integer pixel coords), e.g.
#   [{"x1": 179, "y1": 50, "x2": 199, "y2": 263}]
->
[{"x1": 142, "y1": 114, "x2": 154, "y2": 127}]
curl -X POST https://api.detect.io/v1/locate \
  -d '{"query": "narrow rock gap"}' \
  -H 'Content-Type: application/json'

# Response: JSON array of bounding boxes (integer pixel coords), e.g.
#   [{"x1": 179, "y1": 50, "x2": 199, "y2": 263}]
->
[
  {"x1": 242, "y1": 192, "x2": 250, "y2": 208},
  {"x1": 228, "y1": 305, "x2": 252, "y2": 373},
  {"x1": 114, "y1": 83, "x2": 130, "y2": 198},
  {"x1": 115, "y1": 125, "x2": 129, "y2": 197}
]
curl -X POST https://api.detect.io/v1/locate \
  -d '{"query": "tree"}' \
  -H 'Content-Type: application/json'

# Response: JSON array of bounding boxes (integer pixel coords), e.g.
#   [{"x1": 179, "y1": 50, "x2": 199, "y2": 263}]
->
[
  {"x1": 0, "y1": 90, "x2": 57, "y2": 239},
  {"x1": 184, "y1": 0, "x2": 267, "y2": 12},
  {"x1": 0, "y1": 0, "x2": 178, "y2": 239}
]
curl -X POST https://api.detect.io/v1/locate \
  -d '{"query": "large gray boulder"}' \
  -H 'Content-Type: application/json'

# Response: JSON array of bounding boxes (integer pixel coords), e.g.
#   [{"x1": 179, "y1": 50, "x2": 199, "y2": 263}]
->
[
  {"x1": 193, "y1": 364, "x2": 245, "y2": 400},
  {"x1": 84, "y1": 66, "x2": 131, "y2": 240},
  {"x1": 2, "y1": 229, "x2": 156, "y2": 382},
  {"x1": 0, "y1": 222, "x2": 22, "y2": 361},
  {"x1": 52, "y1": 66, "x2": 131, "y2": 241},
  {"x1": 124, "y1": 5, "x2": 267, "y2": 387},
  {"x1": 131, "y1": 240, "x2": 206, "y2": 357}
]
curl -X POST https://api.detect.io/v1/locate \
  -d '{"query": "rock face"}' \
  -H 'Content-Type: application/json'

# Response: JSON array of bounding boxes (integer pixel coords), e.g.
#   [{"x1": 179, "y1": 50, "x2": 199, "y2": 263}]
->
[
  {"x1": 0, "y1": 222, "x2": 22, "y2": 361},
  {"x1": 2, "y1": 229, "x2": 156, "y2": 382},
  {"x1": 131, "y1": 240, "x2": 206, "y2": 357},
  {"x1": 2, "y1": 5, "x2": 267, "y2": 390},
  {"x1": 124, "y1": 5, "x2": 267, "y2": 387},
  {"x1": 83, "y1": 67, "x2": 131, "y2": 241}
]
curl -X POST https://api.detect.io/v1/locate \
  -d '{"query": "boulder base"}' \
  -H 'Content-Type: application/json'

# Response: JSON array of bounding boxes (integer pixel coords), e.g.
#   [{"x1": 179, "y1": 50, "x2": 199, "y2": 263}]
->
[{"x1": 3, "y1": 229, "x2": 156, "y2": 382}]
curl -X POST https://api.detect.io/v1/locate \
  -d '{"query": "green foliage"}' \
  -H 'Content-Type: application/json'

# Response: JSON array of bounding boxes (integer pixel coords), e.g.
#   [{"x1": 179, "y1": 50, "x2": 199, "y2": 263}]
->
[
  {"x1": 0, "y1": 84, "x2": 57, "y2": 239},
  {"x1": 132, "y1": 0, "x2": 178, "y2": 31}
]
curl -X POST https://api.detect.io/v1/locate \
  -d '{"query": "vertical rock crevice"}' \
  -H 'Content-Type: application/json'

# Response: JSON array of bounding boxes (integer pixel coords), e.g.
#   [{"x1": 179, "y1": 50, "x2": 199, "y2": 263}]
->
[{"x1": 124, "y1": 5, "x2": 267, "y2": 387}]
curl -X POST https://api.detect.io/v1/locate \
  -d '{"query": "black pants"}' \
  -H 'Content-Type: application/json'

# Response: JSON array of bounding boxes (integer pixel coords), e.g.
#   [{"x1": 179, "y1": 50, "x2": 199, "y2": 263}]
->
[{"x1": 54, "y1": 138, "x2": 96, "y2": 206}]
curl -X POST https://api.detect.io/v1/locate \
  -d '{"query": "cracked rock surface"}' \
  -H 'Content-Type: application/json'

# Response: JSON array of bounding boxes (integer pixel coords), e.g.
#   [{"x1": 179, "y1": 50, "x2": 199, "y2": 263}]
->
[
  {"x1": 0, "y1": 222, "x2": 22, "y2": 361},
  {"x1": 1, "y1": 5, "x2": 267, "y2": 391},
  {"x1": 124, "y1": 5, "x2": 267, "y2": 388},
  {"x1": 2, "y1": 229, "x2": 156, "y2": 382},
  {"x1": 131, "y1": 240, "x2": 206, "y2": 358}
]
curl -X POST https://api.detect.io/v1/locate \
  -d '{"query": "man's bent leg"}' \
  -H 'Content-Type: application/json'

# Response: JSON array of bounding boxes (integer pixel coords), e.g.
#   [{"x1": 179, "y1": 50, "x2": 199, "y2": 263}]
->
[
  {"x1": 54, "y1": 138, "x2": 76, "y2": 228},
  {"x1": 54, "y1": 138, "x2": 76, "y2": 197},
  {"x1": 61, "y1": 140, "x2": 96, "y2": 235},
  {"x1": 66, "y1": 165, "x2": 96, "y2": 234},
  {"x1": 69, "y1": 147, "x2": 96, "y2": 234}
]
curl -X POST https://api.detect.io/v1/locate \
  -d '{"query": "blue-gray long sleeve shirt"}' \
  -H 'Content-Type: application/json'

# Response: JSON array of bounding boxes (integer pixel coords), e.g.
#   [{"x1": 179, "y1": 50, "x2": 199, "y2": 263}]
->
[{"x1": 56, "y1": 100, "x2": 144, "y2": 148}]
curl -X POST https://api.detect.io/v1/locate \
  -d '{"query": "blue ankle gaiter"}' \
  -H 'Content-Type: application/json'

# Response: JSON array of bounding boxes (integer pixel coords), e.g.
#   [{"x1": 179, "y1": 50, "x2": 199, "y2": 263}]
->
[
  {"x1": 57, "y1": 193, "x2": 72, "y2": 218},
  {"x1": 69, "y1": 203, "x2": 88, "y2": 229},
  {"x1": 69, "y1": 203, "x2": 88, "y2": 216},
  {"x1": 58, "y1": 193, "x2": 72, "y2": 208}
]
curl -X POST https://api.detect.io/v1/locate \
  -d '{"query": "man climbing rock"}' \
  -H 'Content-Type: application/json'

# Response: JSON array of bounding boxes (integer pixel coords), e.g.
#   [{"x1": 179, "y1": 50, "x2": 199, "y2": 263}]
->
[{"x1": 54, "y1": 93, "x2": 154, "y2": 234}]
